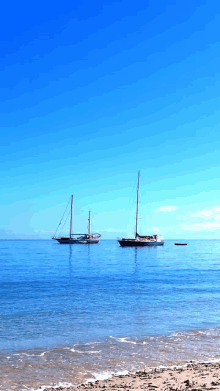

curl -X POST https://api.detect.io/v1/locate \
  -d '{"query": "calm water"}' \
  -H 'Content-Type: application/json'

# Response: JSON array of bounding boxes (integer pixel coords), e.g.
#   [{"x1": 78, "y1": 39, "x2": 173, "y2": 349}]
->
[{"x1": 1, "y1": 239, "x2": 220, "y2": 390}]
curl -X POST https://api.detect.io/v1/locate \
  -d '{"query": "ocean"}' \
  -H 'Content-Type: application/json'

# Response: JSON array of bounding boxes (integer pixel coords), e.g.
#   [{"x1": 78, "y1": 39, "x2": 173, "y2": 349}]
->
[{"x1": 1, "y1": 239, "x2": 220, "y2": 390}]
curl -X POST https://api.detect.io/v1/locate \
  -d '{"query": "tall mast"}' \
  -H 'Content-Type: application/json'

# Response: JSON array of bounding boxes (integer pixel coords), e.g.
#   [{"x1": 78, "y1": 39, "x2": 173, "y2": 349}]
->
[
  {"x1": 88, "y1": 211, "x2": 91, "y2": 234},
  {"x1": 70, "y1": 195, "x2": 73, "y2": 238},
  {"x1": 135, "y1": 171, "x2": 140, "y2": 238}
]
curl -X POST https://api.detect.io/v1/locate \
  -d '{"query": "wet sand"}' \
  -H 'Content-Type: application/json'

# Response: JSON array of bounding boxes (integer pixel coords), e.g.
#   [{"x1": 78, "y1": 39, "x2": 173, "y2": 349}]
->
[{"x1": 44, "y1": 362, "x2": 220, "y2": 391}]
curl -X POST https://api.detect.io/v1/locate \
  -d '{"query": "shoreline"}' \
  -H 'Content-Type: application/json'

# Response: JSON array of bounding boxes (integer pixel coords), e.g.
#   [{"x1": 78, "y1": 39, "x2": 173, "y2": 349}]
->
[{"x1": 43, "y1": 360, "x2": 220, "y2": 391}]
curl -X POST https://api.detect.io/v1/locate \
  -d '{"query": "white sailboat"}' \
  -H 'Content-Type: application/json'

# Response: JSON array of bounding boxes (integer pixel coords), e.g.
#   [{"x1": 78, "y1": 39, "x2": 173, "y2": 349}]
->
[
  {"x1": 118, "y1": 172, "x2": 164, "y2": 247},
  {"x1": 52, "y1": 196, "x2": 101, "y2": 244}
]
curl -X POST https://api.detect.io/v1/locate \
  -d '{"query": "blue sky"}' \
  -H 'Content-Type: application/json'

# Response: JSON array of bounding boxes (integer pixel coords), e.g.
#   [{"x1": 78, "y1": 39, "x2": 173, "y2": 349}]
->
[{"x1": 1, "y1": 0, "x2": 220, "y2": 239}]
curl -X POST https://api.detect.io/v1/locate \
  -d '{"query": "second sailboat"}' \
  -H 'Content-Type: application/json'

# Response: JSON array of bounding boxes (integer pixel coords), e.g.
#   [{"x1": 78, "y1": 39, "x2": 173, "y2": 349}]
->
[{"x1": 118, "y1": 172, "x2": 164, "y2": 247}]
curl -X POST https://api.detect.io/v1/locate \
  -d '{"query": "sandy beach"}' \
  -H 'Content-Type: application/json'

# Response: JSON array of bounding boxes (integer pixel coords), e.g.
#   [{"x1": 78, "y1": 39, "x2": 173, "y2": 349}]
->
[{"x1": 44, "y1": 362, "x2": 220, "y2": 391}]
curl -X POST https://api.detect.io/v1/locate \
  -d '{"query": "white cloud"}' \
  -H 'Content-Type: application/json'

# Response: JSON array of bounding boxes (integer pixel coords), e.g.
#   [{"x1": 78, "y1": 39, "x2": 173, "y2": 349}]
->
[
  {"x1": 190, "y1": 210, "x2": 213, "y2": 218},
  {"x1": 190, "y1": 206, "x2": 220, "y2": 220},
  {"x1": 213, "y1": 206, "x2": 220, "y2": 212},
  {"x1": 182, "y1": 206, "x2": 220, "y2": 233},
  {"x1": 152, "y1": 226, "x2": 160, "y2": 232},
  {"x1": 194, "y1": 222, "x2": 220, "y2": 229},
  {"x1": 155, "y1": 206, "x2": 177, "y2": 212},
  {"x1": 181, "y1": 222, "x2": 220, "y2": 231}
]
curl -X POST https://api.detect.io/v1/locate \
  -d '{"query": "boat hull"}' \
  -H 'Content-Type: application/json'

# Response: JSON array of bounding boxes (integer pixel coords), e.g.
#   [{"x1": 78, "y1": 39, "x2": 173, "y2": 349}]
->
[
  {"x1": 174, "y1": 243, "x2": 187, "y2": 246},
  {"x1": 53, "y1": 237, "x2": 100, "y2": 244},
  {"x1": 77, "y1": 239, "x2": 100, "y2": 244},
  {"x1": 118, "y1": 240, "x2": 164, "y2": 247},
  {"x1": 54, "y1": 238, "x2": 79, "y2": 244}
]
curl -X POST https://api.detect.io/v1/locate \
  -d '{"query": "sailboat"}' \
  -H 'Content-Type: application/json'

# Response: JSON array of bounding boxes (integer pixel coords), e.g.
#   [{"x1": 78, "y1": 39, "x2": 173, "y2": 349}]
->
[
  {"x1": 52, "y1": 195, "x2": 101, "y2": 244},
  {"x1": 118, "y1": 172, "x2": 164, "y2": 247}
]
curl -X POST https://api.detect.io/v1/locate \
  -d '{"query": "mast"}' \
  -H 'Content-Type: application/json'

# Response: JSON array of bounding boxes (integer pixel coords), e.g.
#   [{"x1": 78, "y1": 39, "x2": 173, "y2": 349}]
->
[
  {"x1": 70, "y1": 195, "x2": 73, "y2": 238},
  {"x1": 135, "y1": 171, "x2": 140, "y2": 238},
  {"x1": 88, "y1": 211, "x2": 91, "y2": 235}
]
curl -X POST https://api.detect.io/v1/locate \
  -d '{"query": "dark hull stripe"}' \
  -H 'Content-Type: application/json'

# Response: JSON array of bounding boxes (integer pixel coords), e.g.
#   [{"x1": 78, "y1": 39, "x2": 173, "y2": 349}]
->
[{"x1": 118, "y1": 241, "x2": 164, "y2": 247}]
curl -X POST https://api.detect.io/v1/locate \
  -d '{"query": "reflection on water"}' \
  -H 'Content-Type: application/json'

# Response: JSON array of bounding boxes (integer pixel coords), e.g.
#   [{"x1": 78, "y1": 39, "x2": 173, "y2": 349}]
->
[
  {"x1": 69, "y1": 244, "x2": 72, "y2": 261},
  {"x1": 135, "y1": 247, "x2": 138, "y2": 265}
]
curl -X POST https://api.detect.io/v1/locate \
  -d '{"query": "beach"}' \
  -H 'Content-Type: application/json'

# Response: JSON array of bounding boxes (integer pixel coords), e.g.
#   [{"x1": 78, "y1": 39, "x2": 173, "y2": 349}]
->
[{"x1": 44, "y1": 361, "x2": 220, "y2": 391}]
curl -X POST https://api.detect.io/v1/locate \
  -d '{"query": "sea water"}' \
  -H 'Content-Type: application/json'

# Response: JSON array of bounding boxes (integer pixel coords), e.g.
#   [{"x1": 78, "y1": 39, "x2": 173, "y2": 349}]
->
[{"x1": 1, "y1": 239, "x2": 220, "y2": 390}]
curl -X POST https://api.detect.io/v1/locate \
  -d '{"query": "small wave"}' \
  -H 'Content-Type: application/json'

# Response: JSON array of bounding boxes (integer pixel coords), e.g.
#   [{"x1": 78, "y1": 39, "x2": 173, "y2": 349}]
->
[
  {"x1": 70, "y1": 348, "x2": 83, "y2": 353},
  {"x1": 87, "y1": 369, "x2": 128, "y2": 383},
  {"x1": 23, "y1": 352, "x2": 46, "y2": 357},
  {"x1": 12, "y1": 352, "x2": 46, "y2": 358},
  {"x1": 87, "y1": 351, "x2": 101, "y2": 354},
  {"x1": 110, "y1": 336, "x2": 136, "y2": 344},
  {"x1": 70, "y1": 348, "x2": 101, "y2": 354}
]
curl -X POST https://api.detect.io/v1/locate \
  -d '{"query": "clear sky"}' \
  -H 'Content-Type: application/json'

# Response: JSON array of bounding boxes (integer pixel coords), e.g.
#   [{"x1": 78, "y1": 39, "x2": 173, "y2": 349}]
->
[{"x1": 1, "y1": 0, "x2": 220, "y2": 239}]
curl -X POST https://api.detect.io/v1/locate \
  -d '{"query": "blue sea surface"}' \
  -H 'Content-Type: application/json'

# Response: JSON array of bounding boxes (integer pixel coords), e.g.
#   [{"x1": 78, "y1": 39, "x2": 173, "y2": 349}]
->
[{"x1": 1, "y1": 239, "x2": 220, "y2": 390}]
